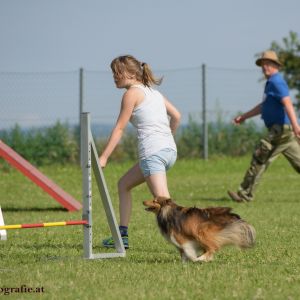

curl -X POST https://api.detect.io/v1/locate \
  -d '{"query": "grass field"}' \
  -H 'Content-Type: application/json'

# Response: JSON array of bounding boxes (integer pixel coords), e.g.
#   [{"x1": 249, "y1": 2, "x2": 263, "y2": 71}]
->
[{"x1": 0, "y1": 156, "x2": 299, "y2": 299}]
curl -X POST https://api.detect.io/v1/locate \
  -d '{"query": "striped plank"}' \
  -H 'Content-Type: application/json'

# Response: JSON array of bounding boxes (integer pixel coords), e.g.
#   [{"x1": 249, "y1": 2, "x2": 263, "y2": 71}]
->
[
  {"x1": 0, "y1": 140, "x2": 82, "y2": 211},
  {"x1": 0, "y1": 220, "x2": 88, "y2": 230}
]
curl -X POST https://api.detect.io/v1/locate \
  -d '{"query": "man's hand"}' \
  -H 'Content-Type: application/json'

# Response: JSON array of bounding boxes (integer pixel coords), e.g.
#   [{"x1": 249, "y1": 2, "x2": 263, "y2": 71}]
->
[
  {"x1": 293, "y1": 125, "x2": 300, "y2": 139},
  {"x1": 232, "y1": 115, "x2": 245, "y2": 125}
]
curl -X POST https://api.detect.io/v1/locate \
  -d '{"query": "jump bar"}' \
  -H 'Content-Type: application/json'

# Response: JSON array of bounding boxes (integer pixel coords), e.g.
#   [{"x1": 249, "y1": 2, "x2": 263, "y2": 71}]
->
[{"x1": 0, "y1": 220, "x2": 88, "y2": 230}]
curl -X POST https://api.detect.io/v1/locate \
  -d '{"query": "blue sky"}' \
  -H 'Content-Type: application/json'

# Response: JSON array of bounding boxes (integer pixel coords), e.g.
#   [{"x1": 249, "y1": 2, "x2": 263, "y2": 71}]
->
[
  {"x1": 0, "y1": 0, "x2": 299, "y2": 128},
  {"x1": 1, "y1": 0, "x2": 299, "y2": 72}
]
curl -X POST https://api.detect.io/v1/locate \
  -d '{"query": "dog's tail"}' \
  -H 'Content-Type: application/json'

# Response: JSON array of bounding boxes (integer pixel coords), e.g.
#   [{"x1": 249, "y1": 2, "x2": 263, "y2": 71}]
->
[{"x1": 215, "y1": 220, "x2": 256, "y2": 249}]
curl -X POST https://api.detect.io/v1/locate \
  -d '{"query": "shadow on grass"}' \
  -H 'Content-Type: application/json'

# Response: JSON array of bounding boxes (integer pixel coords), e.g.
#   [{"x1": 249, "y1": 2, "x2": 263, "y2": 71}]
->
[
  {"x1": 203, "y1": 197, "x2": 232, "y2": 202},
  {"x1": 132, "y1": 256, "x2": 179, "y2": 264},
  {"x1": 19, "y1": 243, "x2": 83, "y2": 250},
  {"x1": 192, "y1": 196, "x2": 230, "y2": 203},
  {"x1": 1, "y1": 206, "x2": 68, "y2": 213}
]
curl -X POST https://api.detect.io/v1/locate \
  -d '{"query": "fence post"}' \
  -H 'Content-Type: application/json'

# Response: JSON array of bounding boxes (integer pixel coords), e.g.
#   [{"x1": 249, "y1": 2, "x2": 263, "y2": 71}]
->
[
  {"x1": 202, "y1": 64, "x2": 208, "y2": 160},
  {"x1": 79, "y1": 68, "x2": 84, "y2": 166},
  {"x1": 79, "y1": 68, "x2": 84, "y2": 125}
]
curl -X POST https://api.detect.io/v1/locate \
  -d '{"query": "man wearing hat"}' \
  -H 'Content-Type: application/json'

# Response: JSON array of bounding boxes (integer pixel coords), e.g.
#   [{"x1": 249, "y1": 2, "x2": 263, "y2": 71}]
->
[{"x1": 228, "y1": 50, "x2": 300, "y2": 202}]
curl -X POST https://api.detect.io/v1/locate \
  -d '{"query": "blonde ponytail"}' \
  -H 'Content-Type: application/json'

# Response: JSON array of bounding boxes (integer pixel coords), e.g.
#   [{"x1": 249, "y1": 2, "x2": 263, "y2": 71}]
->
[{"x1": 141, "y1": 62, "x2": 163, "y2": 86}]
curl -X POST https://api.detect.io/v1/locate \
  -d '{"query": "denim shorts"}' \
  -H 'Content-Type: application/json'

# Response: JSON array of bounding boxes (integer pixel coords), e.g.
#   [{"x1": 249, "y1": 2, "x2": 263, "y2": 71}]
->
[{"x1": 139, "y1": 148, "x2": 177, "y2": 177}]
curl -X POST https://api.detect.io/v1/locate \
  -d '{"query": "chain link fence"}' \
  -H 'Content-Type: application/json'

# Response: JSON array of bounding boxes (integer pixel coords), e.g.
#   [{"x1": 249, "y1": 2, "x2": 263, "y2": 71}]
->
[{"x1": 0, "y1": 66, "x2": 264, "y2": 133}]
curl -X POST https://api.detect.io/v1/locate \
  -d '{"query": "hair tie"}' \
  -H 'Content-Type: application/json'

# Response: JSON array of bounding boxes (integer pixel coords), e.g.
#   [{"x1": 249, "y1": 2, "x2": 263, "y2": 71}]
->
[{"x1": 141, "y1": 62, "x2": 145, "y2": 67}]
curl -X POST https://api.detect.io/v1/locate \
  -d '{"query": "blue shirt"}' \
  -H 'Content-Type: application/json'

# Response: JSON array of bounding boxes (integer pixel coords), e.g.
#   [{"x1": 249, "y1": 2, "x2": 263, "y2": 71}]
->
[{"x1": 261, "y1": 72, "x2": 290, "y2": 128}]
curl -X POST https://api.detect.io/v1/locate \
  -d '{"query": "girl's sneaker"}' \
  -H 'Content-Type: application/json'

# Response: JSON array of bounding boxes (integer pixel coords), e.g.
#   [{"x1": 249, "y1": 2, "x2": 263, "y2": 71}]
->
[{"x1": 102, "y1": 235, "x2": 129, "y2": 249}]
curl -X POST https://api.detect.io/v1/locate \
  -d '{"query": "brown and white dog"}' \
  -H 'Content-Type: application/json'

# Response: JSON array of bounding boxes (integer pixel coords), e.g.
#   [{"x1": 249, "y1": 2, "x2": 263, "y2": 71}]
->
[{"x1": 143, "y1": 197, "x2": 256, "y2": 262}]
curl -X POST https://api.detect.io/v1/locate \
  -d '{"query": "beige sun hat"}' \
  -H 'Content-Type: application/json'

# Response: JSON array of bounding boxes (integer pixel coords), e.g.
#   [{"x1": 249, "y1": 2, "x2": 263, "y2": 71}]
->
[{"x1": 255, "y1": 50, "x2": 282, "y2": 67}]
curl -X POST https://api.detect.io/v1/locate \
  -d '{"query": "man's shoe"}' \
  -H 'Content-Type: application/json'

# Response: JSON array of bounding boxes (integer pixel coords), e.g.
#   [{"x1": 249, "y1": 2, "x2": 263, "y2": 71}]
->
[
  {"x1": 227, "y1": 190, "x2": 247, "y2": 203},
  {"x1": 102, "y1": 235, "x2": 129, "y2": 249}
]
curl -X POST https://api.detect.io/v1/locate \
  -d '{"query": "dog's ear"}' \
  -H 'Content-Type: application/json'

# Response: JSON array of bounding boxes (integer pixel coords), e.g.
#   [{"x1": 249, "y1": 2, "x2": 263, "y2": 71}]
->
[{"x1": 155, "y1": 197, "x2": 173, "y2": 206}]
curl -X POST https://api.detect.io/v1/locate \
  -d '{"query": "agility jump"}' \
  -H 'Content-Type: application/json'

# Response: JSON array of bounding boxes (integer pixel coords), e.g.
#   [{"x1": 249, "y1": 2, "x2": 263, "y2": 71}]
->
[
  {"x1": 0, "y1": 112, "x2": 126, "y2": 260},
  {"x1": 0, "y1": 206, "x2": 7, "y2": 241},
  {"x1": 0, "y1": 220, "x2": 87, "y2": 230},
  {"x1": 81, "y1": 112, "x2": 125, "y2": 259}
]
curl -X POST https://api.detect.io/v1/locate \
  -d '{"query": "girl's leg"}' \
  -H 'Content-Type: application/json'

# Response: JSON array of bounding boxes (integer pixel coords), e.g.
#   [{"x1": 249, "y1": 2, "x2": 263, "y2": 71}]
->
[
  {"x1": 118, "y1": 162, "x2": 145, "y2": 226},
  {"x1": 145, "y1": 172, "x2": 171, "y2": 198}
]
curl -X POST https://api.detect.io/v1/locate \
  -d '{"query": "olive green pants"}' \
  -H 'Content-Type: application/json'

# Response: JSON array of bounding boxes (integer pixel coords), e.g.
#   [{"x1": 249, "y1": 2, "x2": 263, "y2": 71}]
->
[{"x1": 238, "y1": 124, "x2": 300, "y2": 201}]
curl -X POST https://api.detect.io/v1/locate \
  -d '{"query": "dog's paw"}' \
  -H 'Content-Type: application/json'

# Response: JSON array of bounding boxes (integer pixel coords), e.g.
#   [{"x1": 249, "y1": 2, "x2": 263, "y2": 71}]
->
[{"x1": 195, "y1": 254, "x2": 214, "y2": 262}]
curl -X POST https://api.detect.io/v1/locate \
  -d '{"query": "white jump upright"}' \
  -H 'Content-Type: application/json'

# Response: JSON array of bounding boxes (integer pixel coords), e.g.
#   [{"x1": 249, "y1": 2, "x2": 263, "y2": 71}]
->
[
  {"x1": 81, "y1": 112, "x2": 126, "y2": 259},
  {"x1": 0, "y1": 206, "x2": 7, "y2": 241}
]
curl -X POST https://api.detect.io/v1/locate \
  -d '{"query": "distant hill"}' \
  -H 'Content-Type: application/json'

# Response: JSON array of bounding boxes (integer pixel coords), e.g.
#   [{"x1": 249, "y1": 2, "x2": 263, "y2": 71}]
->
[{"x1": 90, "y1": 123, "x2": 137, "y2": 139}]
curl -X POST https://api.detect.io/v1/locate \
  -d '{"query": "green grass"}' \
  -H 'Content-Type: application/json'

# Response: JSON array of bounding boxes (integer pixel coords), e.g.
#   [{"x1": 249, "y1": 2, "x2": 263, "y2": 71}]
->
[{"x1": 0, "y1": 157, "x2": 299, "y2": 299}]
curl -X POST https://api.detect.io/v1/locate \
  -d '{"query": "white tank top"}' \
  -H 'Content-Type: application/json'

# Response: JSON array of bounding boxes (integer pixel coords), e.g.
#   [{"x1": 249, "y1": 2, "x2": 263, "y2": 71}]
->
[{"x1": 129, "y1": 84, "x2": 177, "y2": 159}]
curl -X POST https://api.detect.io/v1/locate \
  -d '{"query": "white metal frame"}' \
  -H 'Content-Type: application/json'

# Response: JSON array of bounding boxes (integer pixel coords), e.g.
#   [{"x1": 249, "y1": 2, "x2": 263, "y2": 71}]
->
[
  {"x1": 0, "y1": 206, "x2": 7, "y2": 241},
  {"x1": 81, "y1": 112, "x2": 126, "y2": 259}
]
